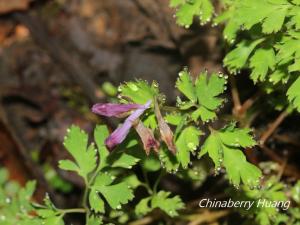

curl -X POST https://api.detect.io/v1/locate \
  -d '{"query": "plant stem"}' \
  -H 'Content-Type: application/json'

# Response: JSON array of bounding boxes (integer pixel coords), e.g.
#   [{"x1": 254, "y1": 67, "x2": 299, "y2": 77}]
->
[
  {"x1": 229, "y1": 74, "x2": 242, "y2": 116},
  {"x1": 140, "y1": 183, "x2": 153, "y2": 194},
  {"x1": 82, "y1": 177, "x2": 90, "y2": 223},
  {"x1": 259, "y1": 108, "x2": 290, "y2": 145},
  {"x1": 153, "y1": 171, "x2": 164, "y2": 194},
  {"x1": 59, "y1": 208, "x2": 86, "y2": 215},
  {"x1": 142, "y1": 167, "x2": 153, "y2": 194}
]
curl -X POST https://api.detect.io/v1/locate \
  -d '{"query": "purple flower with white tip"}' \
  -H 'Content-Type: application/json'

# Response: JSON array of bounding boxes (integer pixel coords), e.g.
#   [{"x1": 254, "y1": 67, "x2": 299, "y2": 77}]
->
[{"x1": 92, "y1": 100, "x2": 152, "y2": 150}]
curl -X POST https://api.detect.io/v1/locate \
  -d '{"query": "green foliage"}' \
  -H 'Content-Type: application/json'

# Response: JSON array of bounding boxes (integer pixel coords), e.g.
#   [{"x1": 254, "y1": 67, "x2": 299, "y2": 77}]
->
[
  {"x1": 59, "y1": 125, "x2": 97, "y2": 181},
  {"x1": 228, "y1": 176, "x2": 291, "y2": 225},
  {"x1": 0, "y1": 175, "x2": 39, "y2": 225},
  {"x1": 171, "y1": 0, "x2": 300, "y2": 112},
  {"x1": 135, "y1": 191, "x2": 184, "y2": 217},
  {"x1": 119, "y1": 80, "x2": 159, "y2": 104},
  {"x1": 170, "y1": 0, "x2": 214, "y2": 27},
  {"x1": 89, "y1": 173, "x2": 134, "y2": 212},
  {"x1": 176, "y1": 70, "x2": 226, "y2": 122},
  {"x1": 287, "y1": 76, "x2": 300, "y2": 111},
  {"x1": 175, "y1": 126, "x2": 202, "y2": 168},
  {"x1": 199, "y1": 123, "x2": 261, "y2": 187}
]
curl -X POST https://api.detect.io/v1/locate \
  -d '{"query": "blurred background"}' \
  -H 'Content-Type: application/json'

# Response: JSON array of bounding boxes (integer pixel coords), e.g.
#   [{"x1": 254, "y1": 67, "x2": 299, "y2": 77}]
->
[{"x1": 1, "y1": 0, "x2": 300, "y2": 224}]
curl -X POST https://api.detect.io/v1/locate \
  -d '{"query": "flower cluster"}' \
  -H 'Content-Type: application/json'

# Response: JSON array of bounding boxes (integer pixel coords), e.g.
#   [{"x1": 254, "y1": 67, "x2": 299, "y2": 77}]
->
[{"x1": 92, "y1": 100, "x2": 176, "y2": 155}]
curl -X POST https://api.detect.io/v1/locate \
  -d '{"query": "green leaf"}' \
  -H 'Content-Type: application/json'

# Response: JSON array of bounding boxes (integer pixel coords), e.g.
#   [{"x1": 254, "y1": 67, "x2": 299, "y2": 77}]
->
[
  {"x1": 60, "y1": 126, "x2": 97, "y2": 179},
  {"x1": 199, "y1": 124, "x2": 261, "y2": 187},
  {"x1": 89, "y1": 189, "x2": 105, "y2": 213},
  {"x1": 108, "y1": 149, "x2": 140, "y2": 169},
  {"x1": 224, "y1": 39, "x2": 264, "y2": 73},
  {"x1": 142, "y1": 153, "x2": 161, "y2": 172},
  {"x1": 159, "y1": 146, "x2": 180, "y2": 172},
  {"x1": 250, "y1": 48, "x2": 276, "y2": 82},
  {"x1": 172, "y1": 0, "x2": 214, "y2": 27},
  {"x1": 94, "y1": 125, "x2": 110, "y2": 170},
  {"x1": 195, "y1": 72, "x2": 226, "y2": 111},
  {"x1": 151, "y1": 191, "x2": 184, "y2": 217},
  {"x1": 223, "y1": 146, "x2": 262, "y2": 188},
  {"x1": 119, "y1": 80, "x2": 158, "y2": 104},
  {"x1": 199, "y1": 133, "x2": 222, "y2": 169},
  {"x1": 219, "y1": 124, "x2": 256, "y2": 148},
  {"x1": 290, "y1": 6, "x2": 300, "y2": 30},
  {"x1": 176, "y1": 70, "x2": 226, "y2": 122},
  {"x1": 165, "y1": 113, "x2": 183, "y2": 126},
  {"x1": 175, "y1": 126, "x2": 202, "y2": 168},
  {"x1": 176, "y1": 70, "x2": 197, "y2": 102},
  {"x1": 44, "y1": 216, "x2": 65, "y2": 225},
  {"x1": 37, "y1": 209, "x2": 57, "y2": 218},
  {"x1": 91, "y1": 173, "x2": 134, "y2": 211},
  {"x1": 135, "y1": 197, "x2": 152, "y2": 216},
  {"x1": 191, "y1": 105, "x2": 216, "y2": 122},
  {"x1": 291, "y1": 180, "x2": 300, "y2": 203},
  {"x1": 269, "y1": 68, "x2": 289, "y2": 84},
  {"x1": 261, "y1": 2, "x2": 288, "y2": 34},
  {"x1": 87, "y1": 216, "x2": 103, "y2": 225},
  {"x1": 58, "y1": 160, "x2": 79, "y2": 172},
  {"x1": 219, "y1": 0, "x2": 289, "y2": 35},
  {"x1": 122, "y1": 173, "x2": 141, "y2": 189},
  {"x1": 276, "y1": 35, "x2": 300, "y2": 66},
  {"x1": 287, "y1": 76, "x2": 300, "y2": 111}
]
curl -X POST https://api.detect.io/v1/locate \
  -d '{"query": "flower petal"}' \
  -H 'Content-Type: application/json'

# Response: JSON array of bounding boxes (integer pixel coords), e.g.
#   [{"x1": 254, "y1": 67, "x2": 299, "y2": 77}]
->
[
  {"x1": 134, "y1": 121, "x2": 159, "y2": 155},
  {"x1": 92, "y1": 103, "x2": 142, "y2": 118},
  {"x1": 105, "y1": 100, "x2": 152, "y2": 150},
  {"x1": 154, "y1": 100, "x2": 177, "y2": 154}
]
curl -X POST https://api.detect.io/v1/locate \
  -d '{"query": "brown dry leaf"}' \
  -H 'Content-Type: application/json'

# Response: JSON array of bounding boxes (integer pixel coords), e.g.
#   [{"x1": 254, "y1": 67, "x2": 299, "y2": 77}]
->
[{"x1": 0, "y1": 0, "x2": 30, "y2": 14}]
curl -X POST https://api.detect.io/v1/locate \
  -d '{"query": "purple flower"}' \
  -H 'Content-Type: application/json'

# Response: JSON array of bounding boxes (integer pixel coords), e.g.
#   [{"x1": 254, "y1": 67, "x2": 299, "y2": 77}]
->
[
  {"x1": 134, "y1": 121, "x2": 159, "y2": 155},
  {"x1": 94, "y1": 100, "x2": 152, "y2": 150},
  {"x1": 92, "y1": 103, "x2": 142, "y2": 118}
]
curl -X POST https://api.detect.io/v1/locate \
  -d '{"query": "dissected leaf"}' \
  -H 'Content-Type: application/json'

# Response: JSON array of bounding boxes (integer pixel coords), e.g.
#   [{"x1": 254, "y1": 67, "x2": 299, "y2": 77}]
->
[
  {"x1": 176, "y1": 126, "x2": 202, "y2": 168},
  {"x1": 135, "y1": 197, "x2": 152, "y2": 216},
  {"x1": 176, "y1": 70, "x2": 197, "y2": 102},
  {"x1": 250, "y1": 48, "x2": 276, "y2": 82},
  {"x1": 287, "y1": 76, "x2": 300, "y2": 112},
  {"x1": 171, "y1": 0, "x2": 214, "y2": 27},
  {"x1": 151, "y1": 191, "x2": 185, "y2": 217},
  {"x1": 199, "y1": 124, "x2": 261, "y2": 187},
  {"x1": 59, "y1": 126, "x2": 97, "y2": 179},
  {"x1": 195, "y1": 72, "x2": 226, "y2": 110},
  {"x1": 224, "y1": 39, "x2": 264, "y2": 73},
  {"x1": 90, "y1": 173, "x2": 134, "y2": 211},
  {"x1": 119, "y1": 80, "x2": 158, "y2": 104}
]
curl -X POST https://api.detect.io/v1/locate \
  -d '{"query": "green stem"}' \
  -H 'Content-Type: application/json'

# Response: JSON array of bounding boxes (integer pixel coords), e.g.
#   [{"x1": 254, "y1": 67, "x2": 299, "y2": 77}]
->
[
  {"x1": 142, "y1": 167, "x2": 153, "y2": 194},
  {"x1": 140, "y1": 183, "x2": 153, "y2": 195},
  {"x1": 59, "y1": 208, "x2": 86, "y2": 215},
  {"x1": 81, "y1": 177, "x2": 90, "y2": 223},
  {"x1": 153, "y1": 171, "x2": 164, "y2": 194}
]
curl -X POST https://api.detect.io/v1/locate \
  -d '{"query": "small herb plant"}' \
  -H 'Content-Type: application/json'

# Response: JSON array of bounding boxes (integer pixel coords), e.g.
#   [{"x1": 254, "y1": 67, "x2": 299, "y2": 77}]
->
[{"x1": 1, "y1": 1, "x2": 300, "y2": 225}]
